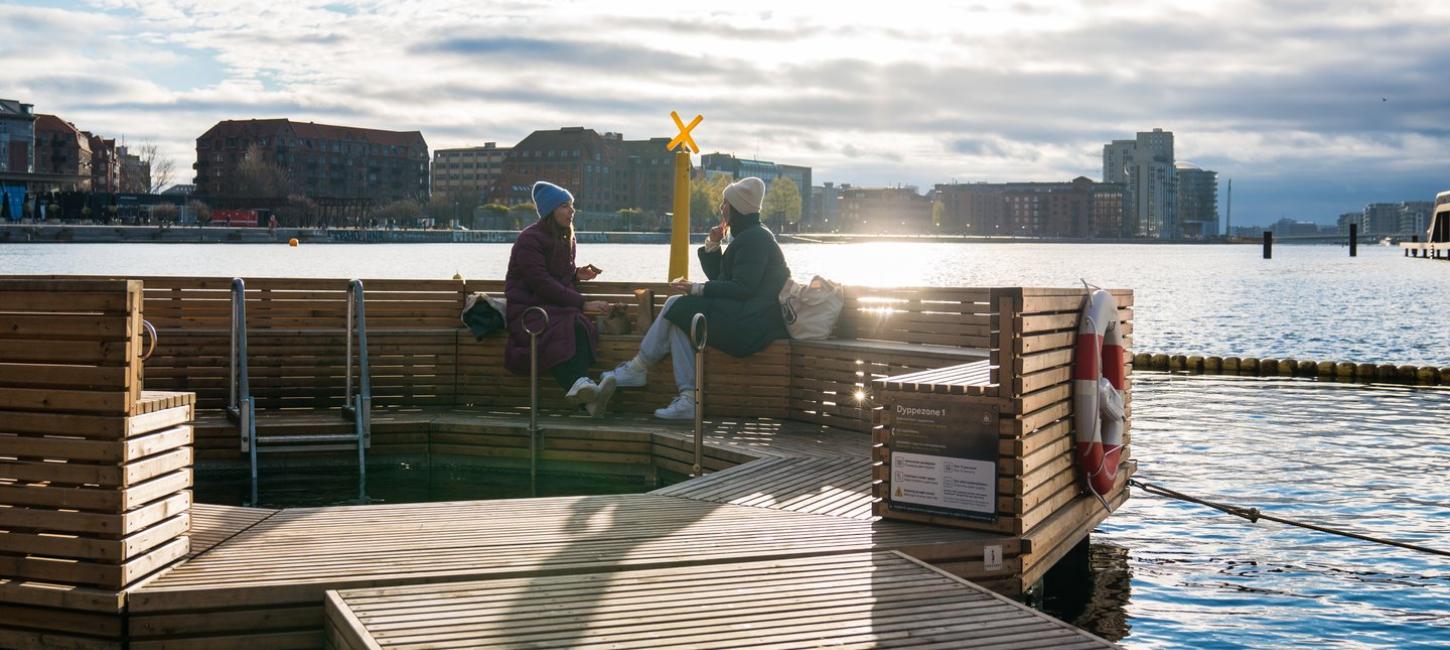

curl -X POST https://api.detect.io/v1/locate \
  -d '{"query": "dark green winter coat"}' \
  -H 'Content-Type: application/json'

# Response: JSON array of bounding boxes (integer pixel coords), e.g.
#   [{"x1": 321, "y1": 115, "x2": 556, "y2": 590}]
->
[{"x1": 664, "y1": 213, "x2": 791, "y2": 357}]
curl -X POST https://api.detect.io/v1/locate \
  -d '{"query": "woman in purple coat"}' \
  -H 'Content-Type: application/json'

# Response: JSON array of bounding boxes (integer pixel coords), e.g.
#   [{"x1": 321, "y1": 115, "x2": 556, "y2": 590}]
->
[{"x1": 504, "y1": 181, "x2": 616, "y2": 416}]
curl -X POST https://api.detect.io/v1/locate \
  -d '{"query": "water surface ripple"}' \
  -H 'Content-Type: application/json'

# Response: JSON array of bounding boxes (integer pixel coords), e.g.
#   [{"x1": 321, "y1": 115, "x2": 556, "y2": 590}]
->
[{"x1": 1092, "y1": 374, "x2": 1450, "y2": 649}]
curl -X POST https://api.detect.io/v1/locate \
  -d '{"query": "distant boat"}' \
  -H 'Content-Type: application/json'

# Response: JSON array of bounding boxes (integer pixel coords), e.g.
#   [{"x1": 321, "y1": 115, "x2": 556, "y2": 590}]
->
[{"x1": 1379, "y1": 237, "x2": 1393, "y2": 246}]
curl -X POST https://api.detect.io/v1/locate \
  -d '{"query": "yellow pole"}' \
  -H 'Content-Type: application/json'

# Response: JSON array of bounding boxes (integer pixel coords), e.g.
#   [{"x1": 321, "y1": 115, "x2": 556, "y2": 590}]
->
[{"x1": 669, "y1": 149, "x2": 691, "y2": 281}]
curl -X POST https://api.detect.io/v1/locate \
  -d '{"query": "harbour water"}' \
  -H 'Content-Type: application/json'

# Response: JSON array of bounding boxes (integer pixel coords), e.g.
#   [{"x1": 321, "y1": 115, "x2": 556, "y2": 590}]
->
[{"x1": 2, "y1": 241, "x2": 1446, "y2": 648}]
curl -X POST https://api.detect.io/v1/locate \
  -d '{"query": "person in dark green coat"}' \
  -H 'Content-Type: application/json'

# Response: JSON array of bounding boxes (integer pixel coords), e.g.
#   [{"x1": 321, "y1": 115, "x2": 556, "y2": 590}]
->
[{"x1": 602, "y1": 176, "x2": 792, "y2": 419}]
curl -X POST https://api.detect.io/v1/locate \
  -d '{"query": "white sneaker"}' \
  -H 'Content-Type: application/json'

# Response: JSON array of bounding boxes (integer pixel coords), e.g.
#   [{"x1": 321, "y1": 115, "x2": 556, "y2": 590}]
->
[
  {"x1": 606, "y1": 357, "x2": 648, "y2": 388},
  {"x1": 586, "y1": 374, "x2": 617, "y2": 418},
  {"x1": 564, "y1": 377, "x2": 598, "y2": 406},
  {"x1": 654, "y1": 392, "x2": 696, "y2": 420}
]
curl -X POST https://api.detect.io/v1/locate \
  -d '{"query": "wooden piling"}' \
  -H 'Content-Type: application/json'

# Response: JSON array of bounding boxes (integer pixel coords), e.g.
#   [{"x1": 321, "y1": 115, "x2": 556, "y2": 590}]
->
[
  {"x1": 1263, "y1": 231, "x2": 1273, "y2": 259},
  {"x1": 1349, "y1": 223, "x2": 1358, "y2": 257}
]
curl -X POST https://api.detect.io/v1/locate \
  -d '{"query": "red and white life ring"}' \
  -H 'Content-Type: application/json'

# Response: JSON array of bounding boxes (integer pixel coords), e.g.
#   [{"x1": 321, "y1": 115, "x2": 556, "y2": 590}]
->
[{"x1": 1073, "y1": 289, "x2": 1127, "y2": 498}]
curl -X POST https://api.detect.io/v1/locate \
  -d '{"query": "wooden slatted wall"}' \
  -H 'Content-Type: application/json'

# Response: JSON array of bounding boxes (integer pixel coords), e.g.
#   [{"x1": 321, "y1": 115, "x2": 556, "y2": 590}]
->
[
  {"x1": 0, "y1": 279, "x2": 195, "y2": 650},
  {"x1": 869, "y1": 287, "x2": 1135, "y2": 595}
]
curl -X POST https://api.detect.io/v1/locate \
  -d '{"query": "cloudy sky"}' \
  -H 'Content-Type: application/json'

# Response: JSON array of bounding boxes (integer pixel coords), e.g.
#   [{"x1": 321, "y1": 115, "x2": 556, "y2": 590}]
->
[{"x1": 5, "y1": 0, "x2": 1449, "y2": 226}]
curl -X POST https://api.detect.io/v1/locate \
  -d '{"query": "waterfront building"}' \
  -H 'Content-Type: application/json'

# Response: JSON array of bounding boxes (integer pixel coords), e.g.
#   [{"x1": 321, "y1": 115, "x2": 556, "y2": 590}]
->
[
  {"x1": 809, "y1": 182, "x2": 850, "y2": 231},
  {"x1": 1337, "y1": 212, "x2": 1360, "y2": 235},
  {"x1": 86, "y1": 133, "x2": 120, "y2": 194},
  {"x1": 1174, "y1": 163, "x2": 1219, "y2": 239},
  {"x1": 933, "y1": 177, "x2": 1126, "y2": 238},
  {"x1": 1270, "y1": 218, "x2": 1319, "y2": 237},
  {"x1": 0, "y1": 99, "x2": 36, "y2": 175},
  {"x1": 1102, "y1": 128, "x2": 1177, "y2": 238},
  {"x1": 1361, "y1": 203, "x2": 1402, "y2": 236},
  {"x1": 492, "y1": 127, "x2": 674, "y2": 216},
  {"x1": 33, "y1": 114, "x2": 92, "y2": 191},
  {"x1": 619, "y1": 136, "x2": 675, "y2": 216},
  {"x1": 1399, "y1": 201, "x2": 1432, "y2": 236},
  {"x1": 431, "y1": 142, "x2": 509, "y2": 200},
  {"x1": 699, "y1": 153, "x2": 812, "y2": 224},
  {"x1": 193, "y1": 118, "x2": 429, "y2": 202},
  {"x1": 118, "y1": 145, "x2": 150, "y2": 193},
  {"x1": 840, "y1": 186, "x2": 932, "y2": 234}
]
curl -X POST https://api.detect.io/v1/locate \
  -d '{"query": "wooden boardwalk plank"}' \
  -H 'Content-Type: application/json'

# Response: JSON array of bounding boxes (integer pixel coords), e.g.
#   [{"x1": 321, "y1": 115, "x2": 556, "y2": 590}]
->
[
  {"x1": 130, "y1": 495, "x2": 1016, "y2": 612},
  {"x1": 324, "y1": 551, "x2": 1119, "y2": 649},
  {"x1": 186, "y1": 503, "x2": 279, "y2": 560},
  {"x1": 651, "y1": 456, "x2": 876, "y2": 520}
]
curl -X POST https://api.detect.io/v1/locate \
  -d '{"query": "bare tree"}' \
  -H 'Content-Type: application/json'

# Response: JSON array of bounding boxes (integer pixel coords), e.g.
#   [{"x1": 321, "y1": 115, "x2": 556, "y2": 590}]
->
[{"x1": 139, "y1": 141, "x2": 175, "y2": 194}]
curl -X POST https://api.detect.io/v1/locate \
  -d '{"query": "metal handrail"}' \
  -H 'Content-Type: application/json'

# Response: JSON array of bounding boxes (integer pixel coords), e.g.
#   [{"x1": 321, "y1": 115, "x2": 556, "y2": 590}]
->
[
  {"x1": 227, "y1": 278, "x2": 260, "y2": 505},
  {"x1": 344, "y1": 279, "x2": 371, "y2": 503},
  {"x1": 690, "y1": 313, "x2": 708, "y2": 477},
  {"x1": 344, "y1": 279, "x2": 372, "y2": 450},
  {"x1": 522, "y1": 306, "x2": 549, "y2": 497}
]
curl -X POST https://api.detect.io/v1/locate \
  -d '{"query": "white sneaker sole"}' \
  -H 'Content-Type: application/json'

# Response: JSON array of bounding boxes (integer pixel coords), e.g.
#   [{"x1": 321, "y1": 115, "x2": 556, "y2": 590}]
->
[
  {"x1": 587, "y1": 375, "x2": 617, "y2": 418},
  {"x1": 608, "y1": 370, "x2": 647, "y2": 389},
  {"x1": 566, "y1": 383, "x2": 597, "y2": 406},
  {"x1": 654, "y1": 405, "x2": 696, "y2": 420}
]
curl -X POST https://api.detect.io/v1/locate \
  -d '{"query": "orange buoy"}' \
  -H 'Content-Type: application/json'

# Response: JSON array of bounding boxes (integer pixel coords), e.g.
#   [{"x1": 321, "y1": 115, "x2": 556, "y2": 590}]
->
[{"x1": 288, "y1": 238, "x2": 299, "y2": 247}]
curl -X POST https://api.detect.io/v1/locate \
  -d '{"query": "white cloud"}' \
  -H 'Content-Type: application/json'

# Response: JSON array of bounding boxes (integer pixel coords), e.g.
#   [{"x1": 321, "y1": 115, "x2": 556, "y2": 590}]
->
[{"x1": 5, "y1": 0, "x2": 1450, "y2": 222}]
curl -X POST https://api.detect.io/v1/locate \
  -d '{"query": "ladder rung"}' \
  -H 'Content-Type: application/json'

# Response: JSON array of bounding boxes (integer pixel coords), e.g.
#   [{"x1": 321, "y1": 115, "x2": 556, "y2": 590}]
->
[
  {"x1": 256, "y1": 444, "x2": 358, "y2": 454},
  {"x1": 257, "y1": 434, "x2": 360, "y2": 445}
]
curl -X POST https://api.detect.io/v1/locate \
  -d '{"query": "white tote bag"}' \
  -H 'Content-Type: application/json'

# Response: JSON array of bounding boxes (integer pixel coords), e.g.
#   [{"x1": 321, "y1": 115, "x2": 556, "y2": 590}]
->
[{"x1": 778, "y1": 275, "x2": 845, "y2": 340}]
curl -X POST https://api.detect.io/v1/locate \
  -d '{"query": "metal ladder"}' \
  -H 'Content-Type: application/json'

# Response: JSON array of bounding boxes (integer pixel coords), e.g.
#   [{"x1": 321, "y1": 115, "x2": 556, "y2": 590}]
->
[{"x1": 231, "y1": 278, "x2": 371, "y2": 505}]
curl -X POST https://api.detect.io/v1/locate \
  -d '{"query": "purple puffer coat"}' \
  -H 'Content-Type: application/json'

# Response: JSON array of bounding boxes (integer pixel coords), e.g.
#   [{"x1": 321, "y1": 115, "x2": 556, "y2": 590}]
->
[{"x1": 503, "y1": 221, "x2": 598, "y2": 375}]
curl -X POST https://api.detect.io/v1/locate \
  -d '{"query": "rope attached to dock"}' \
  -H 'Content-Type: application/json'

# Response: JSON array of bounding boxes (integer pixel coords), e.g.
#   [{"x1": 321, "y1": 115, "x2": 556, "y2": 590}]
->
[{"x1": 1129, "y1": 478, "x2": 1450, "y2": 559}]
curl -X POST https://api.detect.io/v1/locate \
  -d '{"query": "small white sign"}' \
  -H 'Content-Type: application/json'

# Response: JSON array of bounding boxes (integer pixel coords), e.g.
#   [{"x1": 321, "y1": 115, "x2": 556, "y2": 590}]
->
[{"x1": 984, "y1": 545, "x2": 1003, "y2": 571}]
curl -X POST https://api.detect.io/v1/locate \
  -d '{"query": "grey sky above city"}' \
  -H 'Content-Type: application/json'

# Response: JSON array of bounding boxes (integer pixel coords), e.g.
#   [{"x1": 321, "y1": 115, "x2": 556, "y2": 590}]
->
[{"x1": 6, "y1": 0, "x2": 1449, "y2": 225}]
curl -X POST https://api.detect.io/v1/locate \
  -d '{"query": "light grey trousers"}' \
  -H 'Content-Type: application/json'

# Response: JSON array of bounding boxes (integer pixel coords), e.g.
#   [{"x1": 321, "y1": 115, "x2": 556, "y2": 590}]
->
[{"x1": 636, "y1": 294, "x2": 697, "y2": 392}]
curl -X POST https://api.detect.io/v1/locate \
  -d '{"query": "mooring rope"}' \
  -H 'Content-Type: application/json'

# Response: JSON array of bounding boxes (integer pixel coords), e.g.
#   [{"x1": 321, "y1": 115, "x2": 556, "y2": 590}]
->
[{"x1": 1128, "y1": 478, "x2": 1450, "y2": 558}]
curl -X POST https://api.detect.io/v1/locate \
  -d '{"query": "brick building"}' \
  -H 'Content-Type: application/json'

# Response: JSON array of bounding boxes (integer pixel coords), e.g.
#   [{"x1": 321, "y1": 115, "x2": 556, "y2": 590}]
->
[
  {"x1": 934, "y1": 177, "x2": 1125, "y2": 238},
  {"x1": 86, "y1": 133, "x2": 119, "y2": 194},
  {"x1": 431, "y1": 142, "x2": 509, "y2": 199},
  {"x1": 492, "y1": 127, "x2": 675, "y2": 215},
  {"x1": 34, "y1": 114, "x2": 92, "y2": 190},
  {"x1": 193, "y1": 118, "x2": 428, "y2": 201},
  {"x1": 840, "y1": 187, "x2": 932, "y2": 234}
]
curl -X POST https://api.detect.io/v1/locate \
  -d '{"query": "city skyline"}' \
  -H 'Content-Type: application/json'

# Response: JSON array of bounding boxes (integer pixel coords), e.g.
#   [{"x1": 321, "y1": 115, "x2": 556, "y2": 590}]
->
[{"x1": 5, "y1": 0, "x2": 1449, "y2": 226}]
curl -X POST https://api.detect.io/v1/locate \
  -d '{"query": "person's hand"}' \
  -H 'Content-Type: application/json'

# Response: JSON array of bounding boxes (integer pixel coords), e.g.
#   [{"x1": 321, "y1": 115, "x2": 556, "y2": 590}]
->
[
  {"x1": 583, "y1": 300, "x2": 610, "y2": 314},
  {"x1": 707, "y1": 225, "x2": 725, "y2": 243},
  {"x1": 576, "y1": 264, "x2": 601, "y2": 281},
  {"x1": 670, "y1": 280, "x2": 693, "y2": 294}
]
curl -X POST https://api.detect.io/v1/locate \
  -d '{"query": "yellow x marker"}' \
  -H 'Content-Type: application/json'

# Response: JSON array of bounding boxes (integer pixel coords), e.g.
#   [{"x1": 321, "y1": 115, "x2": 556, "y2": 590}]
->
[{"x1": 668, "y1": 111, "x2": 702, "y2": 153}]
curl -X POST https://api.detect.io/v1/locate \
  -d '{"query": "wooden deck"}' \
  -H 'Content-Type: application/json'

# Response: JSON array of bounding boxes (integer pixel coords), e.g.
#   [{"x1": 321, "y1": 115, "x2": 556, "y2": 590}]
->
[
  {"x1": 651, "y1": 456, "x2": 875, "y2": 519},
  {"x1": 325, "y1": 551, "x2": 1120, "y2": 649},
  {"x1": 127, "y1": 495, "x2": 1023, "y2": 649},
  {"x1": 0, "y1": 277, "x2": 1135, "y2": 648},
  {"x1": 187, "y1": 503, "x2": 277, "y2": 560}
]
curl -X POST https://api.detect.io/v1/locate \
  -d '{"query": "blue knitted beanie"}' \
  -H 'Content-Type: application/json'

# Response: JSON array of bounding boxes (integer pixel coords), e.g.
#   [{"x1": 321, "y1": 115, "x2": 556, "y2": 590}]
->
[{"x1": 532, "y1": 181, "x2": 573, "y2": 219}]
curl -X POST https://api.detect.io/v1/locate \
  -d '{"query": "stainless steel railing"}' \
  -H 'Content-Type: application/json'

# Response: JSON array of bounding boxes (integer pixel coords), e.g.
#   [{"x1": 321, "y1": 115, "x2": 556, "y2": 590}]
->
[
  {"x1": 343, "y1": 279, "x2": 372, "y2": 502},
  {"x1": 690, "y1": 313, "x2": 708, "y2": 477},
  {"x1": 522, "y1": 306, "x2": 549, "y2": 497},
  {"x1": 226, "y1": 278, "x2": 259, "y2": 505}
]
